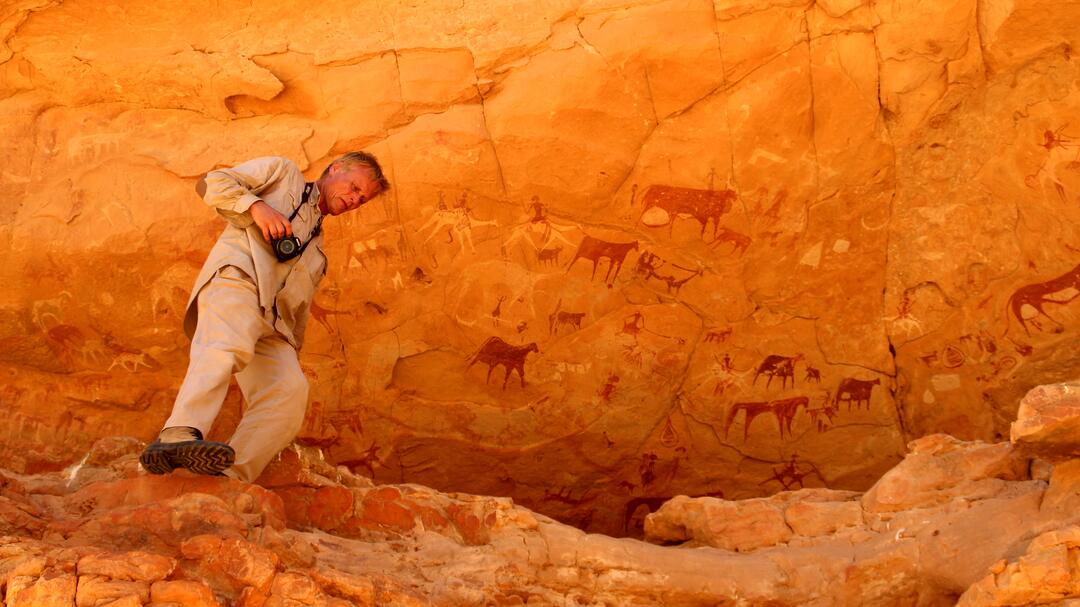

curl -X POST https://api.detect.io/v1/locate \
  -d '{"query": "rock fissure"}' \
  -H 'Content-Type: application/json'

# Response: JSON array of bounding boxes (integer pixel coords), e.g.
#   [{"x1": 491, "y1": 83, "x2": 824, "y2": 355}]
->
[{"x1": 474, "y1": 81, "x2": 509, "y2": 198}]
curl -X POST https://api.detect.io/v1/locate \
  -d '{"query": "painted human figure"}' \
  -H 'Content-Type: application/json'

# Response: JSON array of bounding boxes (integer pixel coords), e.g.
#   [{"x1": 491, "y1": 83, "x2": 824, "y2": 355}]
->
[
  {"x1": 598, "y1": 374, "x2": 620, "y2": 402},
  {"x1": 529, "y1": 195, "x2": 545, "y2": 223},
  {"x1": 140, "y1": 153, "x2": 389, "y2": 481},
  {"x1": 502, "y1": 195, "x2": 576, "y2": 258},
  {"x1": 418, "y1": 191, "x2": 496, "y2": 256}
]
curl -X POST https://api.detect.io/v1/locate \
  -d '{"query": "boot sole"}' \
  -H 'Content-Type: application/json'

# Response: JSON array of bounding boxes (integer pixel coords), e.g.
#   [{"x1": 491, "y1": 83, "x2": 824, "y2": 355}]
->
[{"x1": 140, "y1": 440, "x2": 235, "y2": 476}]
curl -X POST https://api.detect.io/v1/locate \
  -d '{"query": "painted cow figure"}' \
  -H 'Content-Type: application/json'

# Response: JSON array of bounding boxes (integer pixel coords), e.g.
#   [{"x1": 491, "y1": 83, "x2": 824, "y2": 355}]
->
[
  {"x1": 639, "y1": 185, "x2": 737, "y2": 238},
  {"x1": 725, "y1": 396, "x2": 810, "y2": 440},
  {"x1": 834, "y1": 377, "x2": 881, "y2": 411},
  {"x1": 467, "y1": 337, "x2": 540, "y2": 389},
  {"x1": 567, "y1": 236, "x2": 639, "y2": 283},
  {"x1": 753, "y1": 354, "x2": 803, "y2": 389}
]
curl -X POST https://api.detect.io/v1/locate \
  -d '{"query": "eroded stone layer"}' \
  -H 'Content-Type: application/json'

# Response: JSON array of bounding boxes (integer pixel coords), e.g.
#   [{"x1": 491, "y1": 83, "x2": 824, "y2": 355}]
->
[{"x1": 2, "y1": 0, "x2": 1080, "y2": 535}]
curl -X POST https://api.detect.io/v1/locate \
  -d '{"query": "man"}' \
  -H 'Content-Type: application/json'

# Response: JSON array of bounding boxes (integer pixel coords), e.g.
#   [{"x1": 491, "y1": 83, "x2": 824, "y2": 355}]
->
[{"x1": 140, "y1": 152, "x2": 389, "y2": 482}]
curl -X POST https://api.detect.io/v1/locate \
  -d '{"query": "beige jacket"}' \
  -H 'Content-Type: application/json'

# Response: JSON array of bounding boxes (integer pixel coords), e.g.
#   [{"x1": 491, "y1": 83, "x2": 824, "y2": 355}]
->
[{"x1": 183, "y1": 156, "x2": 327, "y2": 349}]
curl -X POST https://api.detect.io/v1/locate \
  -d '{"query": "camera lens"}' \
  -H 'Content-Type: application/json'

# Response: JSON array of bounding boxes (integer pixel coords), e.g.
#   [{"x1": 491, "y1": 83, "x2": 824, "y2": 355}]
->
[{"x1": 278, "y1": 239, "x2": 297, "y2": 255}]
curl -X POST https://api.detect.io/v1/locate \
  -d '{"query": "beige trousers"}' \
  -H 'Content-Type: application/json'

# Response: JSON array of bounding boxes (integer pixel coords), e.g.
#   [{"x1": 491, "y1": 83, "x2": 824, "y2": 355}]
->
[{"x1": 165, "y1": 266, "x2": 308, "y2": 482}]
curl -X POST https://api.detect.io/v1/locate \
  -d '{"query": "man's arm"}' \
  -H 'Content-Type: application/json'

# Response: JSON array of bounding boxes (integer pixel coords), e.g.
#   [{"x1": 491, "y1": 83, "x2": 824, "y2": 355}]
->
[
  {"x1": 197, "y1": 157, "x2": 295, "y2": 241},
  {"x1": 249, "y1": 201, "x2": 293, "y2": 242}
]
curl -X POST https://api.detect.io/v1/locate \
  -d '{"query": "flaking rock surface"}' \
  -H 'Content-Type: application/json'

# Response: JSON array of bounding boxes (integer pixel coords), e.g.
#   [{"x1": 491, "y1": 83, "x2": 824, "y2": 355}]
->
[{"x1": 3, "y1": 380, "x2": 1080, "y2": 605}]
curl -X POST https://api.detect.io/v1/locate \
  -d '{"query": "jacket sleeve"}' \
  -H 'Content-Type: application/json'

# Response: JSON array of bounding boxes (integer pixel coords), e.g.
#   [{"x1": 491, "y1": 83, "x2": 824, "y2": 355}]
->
[{"x1": 201, "y1": 156, "x2": 297, "y2": 228}]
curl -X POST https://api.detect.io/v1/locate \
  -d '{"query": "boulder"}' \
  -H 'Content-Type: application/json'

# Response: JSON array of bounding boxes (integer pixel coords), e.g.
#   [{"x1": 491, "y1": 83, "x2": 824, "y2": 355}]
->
[{"x1": 1011, "y1": 381, "x2": 1080, "y2": 460}]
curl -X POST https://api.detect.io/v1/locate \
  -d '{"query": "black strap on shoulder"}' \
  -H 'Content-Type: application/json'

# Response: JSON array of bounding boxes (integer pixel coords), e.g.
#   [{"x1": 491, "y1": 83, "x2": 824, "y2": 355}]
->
[
  {"x1": 288, "y1": 182, "x2": 316, "y2": 221},
  {"x1": 289, "y1": 182, "x2": 323, "y2": 260},
  {"x1": 292, "y1": 216, "x2": 323, "y2": 260}
]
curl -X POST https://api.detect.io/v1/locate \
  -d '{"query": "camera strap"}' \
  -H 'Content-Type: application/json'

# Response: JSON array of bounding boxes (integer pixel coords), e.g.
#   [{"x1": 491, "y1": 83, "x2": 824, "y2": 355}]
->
[
  {"x1": 288, "y1": 182, "x2": 323, "y2": 260},
  {"x1": 288, "y1": 182, "x2": 315, "y2": 221},
  {"x1": 299, "y1": 181, "x2": 323, "y2": 238}
]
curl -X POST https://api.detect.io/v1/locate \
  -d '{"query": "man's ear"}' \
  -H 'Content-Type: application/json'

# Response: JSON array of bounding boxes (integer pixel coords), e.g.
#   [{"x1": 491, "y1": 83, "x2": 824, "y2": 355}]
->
[{"x1": 195, "y1": 177, "x2": 207, "y2": 197}]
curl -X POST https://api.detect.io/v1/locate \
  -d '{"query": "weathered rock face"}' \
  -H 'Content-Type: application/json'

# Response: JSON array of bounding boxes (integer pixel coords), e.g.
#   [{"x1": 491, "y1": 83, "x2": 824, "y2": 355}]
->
[
  {"x1": 2, "y1": 0, "x2": 1080, "y2": 536},
  {"x1": 2, "y1": 382, "x2": 1080, "y2": 606}
]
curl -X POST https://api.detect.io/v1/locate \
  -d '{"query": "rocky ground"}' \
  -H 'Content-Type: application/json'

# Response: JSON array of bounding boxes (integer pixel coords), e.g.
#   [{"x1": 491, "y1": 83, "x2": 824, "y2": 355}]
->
[{"x1": 3, "y1": 381, "x2": 1080, "y2": 606}]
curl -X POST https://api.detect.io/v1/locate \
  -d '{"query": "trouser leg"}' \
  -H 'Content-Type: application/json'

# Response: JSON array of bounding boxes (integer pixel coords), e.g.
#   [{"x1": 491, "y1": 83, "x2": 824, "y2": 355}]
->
[
  {"x1": 164, "y1": 266, "x2": 272, "y2": 436},
  {"x1": 227, "y1": 335, "x2": 309, "y2": 482}
]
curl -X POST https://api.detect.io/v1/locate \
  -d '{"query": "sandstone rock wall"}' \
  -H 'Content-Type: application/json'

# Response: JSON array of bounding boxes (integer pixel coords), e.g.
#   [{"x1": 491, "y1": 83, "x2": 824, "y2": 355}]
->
[
  {"x1": 3, "y1": 383, "x2": 1080, "y2": 606},
  {"x1": 2, "y1": 0, "x2": 1079, "y2": 535}
]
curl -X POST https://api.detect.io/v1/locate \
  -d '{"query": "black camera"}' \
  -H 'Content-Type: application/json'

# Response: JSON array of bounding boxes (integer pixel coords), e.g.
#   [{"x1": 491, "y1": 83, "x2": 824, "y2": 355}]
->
[{"x1": 272, "y1": 236, "x2": 303, "y2": 262}]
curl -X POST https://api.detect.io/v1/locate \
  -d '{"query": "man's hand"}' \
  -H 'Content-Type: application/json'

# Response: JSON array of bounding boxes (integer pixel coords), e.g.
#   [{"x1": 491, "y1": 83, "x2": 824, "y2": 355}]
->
[{"x1": 249, "y1": 200, "x2": 294, "y2": 242}]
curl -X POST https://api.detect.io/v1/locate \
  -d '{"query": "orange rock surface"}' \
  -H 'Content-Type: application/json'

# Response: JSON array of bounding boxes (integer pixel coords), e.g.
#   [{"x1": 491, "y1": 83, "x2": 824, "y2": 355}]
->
[
  {"x1": 0, "y1": 381, "x2": 1075, "y2": 605},
  {"x1": 2, "y1": 0, "x2": 1080, "y2": 542}
]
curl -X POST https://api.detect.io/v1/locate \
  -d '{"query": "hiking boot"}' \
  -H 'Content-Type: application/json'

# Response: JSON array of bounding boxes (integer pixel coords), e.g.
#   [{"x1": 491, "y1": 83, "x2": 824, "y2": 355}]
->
[{"x1": 139, "y1": 426, "x2": 235, "y2": 476}]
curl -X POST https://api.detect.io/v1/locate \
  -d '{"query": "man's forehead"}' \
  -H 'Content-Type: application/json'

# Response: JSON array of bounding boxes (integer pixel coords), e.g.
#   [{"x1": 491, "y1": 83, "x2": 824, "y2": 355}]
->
[
  {"x1": 338, "y1": 162, "x2": 373, "y2": 178},
  {"x1": 343, "y1": 165, "x2": 380, "y2": 193}
]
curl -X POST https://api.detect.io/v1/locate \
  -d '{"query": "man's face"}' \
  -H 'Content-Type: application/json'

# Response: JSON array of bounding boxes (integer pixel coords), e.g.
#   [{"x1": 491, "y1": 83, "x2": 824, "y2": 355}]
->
[{"x1": 317, "y1": 163, "x2": 382, "y2": 216}]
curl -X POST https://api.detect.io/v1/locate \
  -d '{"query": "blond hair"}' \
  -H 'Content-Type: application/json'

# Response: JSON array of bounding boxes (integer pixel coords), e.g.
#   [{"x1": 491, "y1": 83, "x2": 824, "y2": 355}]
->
[{"x1": 322, "y1": 151, "x2": 390, "y2": 192}]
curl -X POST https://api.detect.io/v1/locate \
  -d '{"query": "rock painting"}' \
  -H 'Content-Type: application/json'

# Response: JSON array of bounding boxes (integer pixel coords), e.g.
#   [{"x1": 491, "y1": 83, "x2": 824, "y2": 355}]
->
[
  {"x1": 548, "y1": 300, "x2": 585, "y2": 335},
  {"x1": 616, "y1": 311, "x2": 685, "y2": 368},
  {"x1": 660, "y1": 415, "x2": 679, "y2": 448},
  {"x1": 704, "y1": 327, "x2": 732, "y2": 343},
  {"x1": 1025, "y1": 125, "x2": 1080, "y2": 200},
  {"x1": 338, "y1": 442, "x2": 384, "y2": 478},
  {"x1": 1006, "y1": 262, "x2": 1080, "y2": 335},
  {"x1": 537, "y1": 246, "x2": 562, "y2": 266},
  {"x1": 44, "y1": 324, "x2": 109, "y2": 366},
  {"x1": 310, "y1": 300, "x2": 354, "y2": 335},
  {"x1": 888, "y1": 289, "x2": 923, "y2": 337},
  {"x1": 759, "y1": 455, "x2": 823, "y2": 490},
  {"x1": 349, "y1": 234, "x2": 401, "y2": 272},
  {"x1": 418, "y1": 191, "x2": 498, "y2": 257},
  {"x1": 490, "y1": 296, "x2": 506, "y2": 327},
  {"x1": 752, "y1": 354, "x2": 804, "y2": 390},
  {"x1": 466, "y1": 337, "x2": 539, "y2": 389},
  {"x1": 106, "y1": 351, "x2": 157, "y2": 373},
  {"x1": 709, "y1": 227, "x2": 751, "y2": 256},
  {"x1": 834, "y1": 378, "x2": 880, "y2": 411},
  {"x1": 913, "y1": 330, "x2": 1025, "y2": 387},
  {"x1": 618, "y1": 312, "x2": 682, "y2": 344},
  {"x1": 543, "y1": 486, "x2": 594, "y2": 507},
  {"x1": 638, "y1": 185, "x2": 736, "y2": 238},
  {"x1": 566, "y1": 236, "x2": 639, "y2": 283},
  {"x1": 66, "y1": 132, "x2": 123, "y2": 163},
  {"x1": 597, "y1": 374, "x2": 619, "y2": 403},
  {"x1": 724, "y1": 396, "x2": 811, "y2": 440},
  {"x1": 710, "y1": 353, "x2": 740, "y2": 395},
  {"x1": 326, "y1": 409, "x2": 364, "y2": 436},
  {"x1": 807, "y1": 393, "x2": 839, "y2": 432},
  {"x1": 501, "y1": 196, "x2": 577, "y2": 264},
  {"x1": 725, "y1": 366, "x2": 881, "y2": 439},
  {"x1": 632, "y1": 251, "x2": 703, "y2": 295}
]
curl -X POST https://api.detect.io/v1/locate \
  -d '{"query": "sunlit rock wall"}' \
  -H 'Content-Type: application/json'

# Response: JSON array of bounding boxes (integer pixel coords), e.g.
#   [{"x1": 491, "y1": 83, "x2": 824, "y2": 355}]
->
[{"x1": 2, "y1": 0, "x2": 1079, "y2": 536}]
